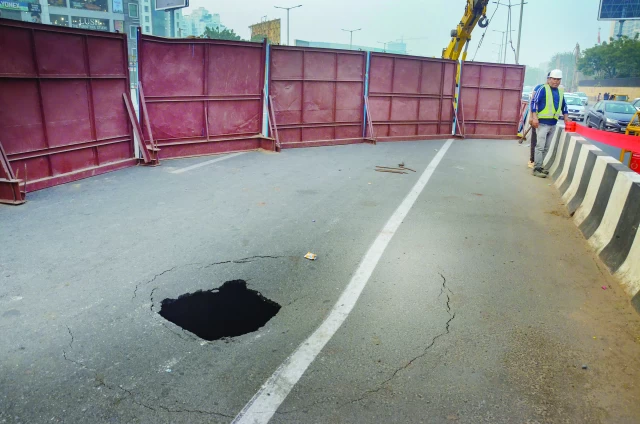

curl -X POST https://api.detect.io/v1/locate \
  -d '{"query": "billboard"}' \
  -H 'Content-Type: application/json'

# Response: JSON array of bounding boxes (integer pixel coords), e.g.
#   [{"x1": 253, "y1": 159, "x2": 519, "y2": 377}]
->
[
  {"x1": 155, "y1": 0, "x2": 187, "y2": 11},
  {"x1": 249, "y1": 18, "x2": 281, "y2": 44},
  {"x1": 599, "y1": 0, "x2": 640, "y2": 20}
]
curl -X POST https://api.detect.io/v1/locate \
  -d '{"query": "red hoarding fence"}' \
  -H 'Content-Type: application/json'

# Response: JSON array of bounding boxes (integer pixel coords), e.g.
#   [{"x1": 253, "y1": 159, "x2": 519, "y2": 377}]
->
[
  {"x1": 269, "y1": 46, "x2": 367, "y2": 148},
  {"x1": 0, "y1": 19, "x2": 136, "y2": 195},
  {"x1": 367, "y1": 53, "x2": 457, "y2": 142},
  {"x1": 138, "y1": 35, "x2": 274, "y2": 158},
  {"x1": 457, "y1": 61, "x2": 525, "y2": 139}
]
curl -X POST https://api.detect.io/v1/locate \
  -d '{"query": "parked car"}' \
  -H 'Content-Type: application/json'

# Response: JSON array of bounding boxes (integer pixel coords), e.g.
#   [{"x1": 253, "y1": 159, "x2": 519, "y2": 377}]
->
[
  {"x1": 564, "y1": 96, "x2": 585, "y2": 121},
  {"x1": 574, "y1": 91, "x2": 588, "y2": 106},
  {"x1": 521, "y1": 92, "x2": 531, "y2": 102},
  {"x1": 586, "y1": 101, "x2": 637, "y2": 132},
  {"x1": 632, "y1": 98, "x2": 640, "y2": 111}
]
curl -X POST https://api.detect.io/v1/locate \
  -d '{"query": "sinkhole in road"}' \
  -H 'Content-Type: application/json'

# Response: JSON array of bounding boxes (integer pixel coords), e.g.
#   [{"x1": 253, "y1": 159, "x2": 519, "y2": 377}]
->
[{"x1": 159, "y1": 280, "x2": 281, "y2": 341}]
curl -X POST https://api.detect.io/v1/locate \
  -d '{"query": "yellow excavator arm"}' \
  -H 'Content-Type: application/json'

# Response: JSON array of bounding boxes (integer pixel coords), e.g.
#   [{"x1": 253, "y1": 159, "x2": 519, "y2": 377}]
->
[{"x1": 442, "y1": 0, "x2": 490, "y2": 61}]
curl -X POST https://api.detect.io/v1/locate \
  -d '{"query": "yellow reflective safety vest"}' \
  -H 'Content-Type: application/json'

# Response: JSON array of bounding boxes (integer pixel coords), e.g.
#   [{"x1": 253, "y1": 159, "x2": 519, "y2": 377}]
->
[{"x1": 537, "y1": 84, "x2": 565, "y2": 120}]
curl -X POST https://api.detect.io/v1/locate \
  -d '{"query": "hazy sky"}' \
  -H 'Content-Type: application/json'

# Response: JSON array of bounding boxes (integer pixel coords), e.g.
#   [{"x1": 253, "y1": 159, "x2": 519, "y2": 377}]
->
[{"x1": 183, "y1": 0, "x2": 608, "y2": 68}]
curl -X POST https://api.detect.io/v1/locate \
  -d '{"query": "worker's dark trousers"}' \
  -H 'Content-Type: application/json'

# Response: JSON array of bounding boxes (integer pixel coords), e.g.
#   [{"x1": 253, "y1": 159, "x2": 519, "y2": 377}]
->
[{"x1": 530, "y1": 127, "x2": 537, "y2": 162}]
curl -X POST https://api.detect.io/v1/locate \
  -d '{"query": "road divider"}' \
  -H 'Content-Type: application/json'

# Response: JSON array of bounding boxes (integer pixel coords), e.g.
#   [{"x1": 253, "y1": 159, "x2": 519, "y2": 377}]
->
[{"x1": 546, "y1": 127, "x2": 640, "y2": 312}]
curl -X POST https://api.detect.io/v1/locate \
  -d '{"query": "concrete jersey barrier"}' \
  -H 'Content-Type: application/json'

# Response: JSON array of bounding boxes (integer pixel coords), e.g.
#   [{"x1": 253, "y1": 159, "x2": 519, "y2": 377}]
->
[{"x1": 545, "y1": 127, "x2": 640, "y2": 311}]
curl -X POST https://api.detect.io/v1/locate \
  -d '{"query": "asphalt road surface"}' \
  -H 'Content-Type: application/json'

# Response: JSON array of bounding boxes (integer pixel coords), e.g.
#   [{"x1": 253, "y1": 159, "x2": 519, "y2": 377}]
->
[{"x1": 1, "y1": 139, "x2": 639, "y2": 424}]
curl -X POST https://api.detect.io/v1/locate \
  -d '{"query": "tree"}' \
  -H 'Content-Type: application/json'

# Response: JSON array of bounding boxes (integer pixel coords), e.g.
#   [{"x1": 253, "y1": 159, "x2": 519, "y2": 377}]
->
[
  {"x1": 578, "y1": 35, "x2": 640, "y2": 79},
  {"x1": 524, "y1": 66, "x2": 546, "y2": 87},
  {"x1": 202, "y1": 27, "x2": 242, "y2": 41},
  {"x1": 549, "y1": 51, "x2": 578, "y2": 90}
]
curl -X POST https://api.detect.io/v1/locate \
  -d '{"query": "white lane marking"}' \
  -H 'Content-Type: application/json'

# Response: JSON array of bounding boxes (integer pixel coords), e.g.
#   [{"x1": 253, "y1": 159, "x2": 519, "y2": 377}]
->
[
  {"x1": 232, "y1": 139, "x2": 455, "y2": 424},
  {"x1": 170, "y1": 152, "x2": 246, "y2": 174}
]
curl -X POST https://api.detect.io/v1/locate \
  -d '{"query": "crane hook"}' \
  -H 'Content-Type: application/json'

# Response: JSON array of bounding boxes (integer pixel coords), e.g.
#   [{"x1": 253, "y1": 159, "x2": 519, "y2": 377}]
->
[{"x1": 478, "y1": 15, "x2": 489, "y2": 28}]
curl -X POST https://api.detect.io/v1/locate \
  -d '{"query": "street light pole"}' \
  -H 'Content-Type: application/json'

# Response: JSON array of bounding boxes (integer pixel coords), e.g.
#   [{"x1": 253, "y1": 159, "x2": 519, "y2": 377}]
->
[
  {"x1": 342, "y1": 28, "x2": 361, "y2": 50},
  {"x1": 274, "y1": 4, "x2": 302, "y2": 46}
]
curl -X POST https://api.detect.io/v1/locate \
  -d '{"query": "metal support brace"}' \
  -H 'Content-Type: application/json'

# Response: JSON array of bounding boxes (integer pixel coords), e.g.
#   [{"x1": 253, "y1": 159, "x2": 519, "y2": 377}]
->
[
  {"x1": 0, "y1": 141, "x2": 26, "y2": 205},
  {"x1": 123, "y1": 92, "x2": 159, "y2": 166}
]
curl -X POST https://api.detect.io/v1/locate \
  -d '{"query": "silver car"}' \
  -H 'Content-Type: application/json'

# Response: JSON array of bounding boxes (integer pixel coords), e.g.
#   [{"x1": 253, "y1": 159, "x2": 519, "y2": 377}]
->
[{"x1": 565, "y1": 96, "x2": 585, "y2": 121}]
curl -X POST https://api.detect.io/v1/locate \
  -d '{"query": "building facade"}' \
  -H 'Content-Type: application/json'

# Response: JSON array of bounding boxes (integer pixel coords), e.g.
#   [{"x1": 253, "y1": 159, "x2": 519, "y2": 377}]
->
[
  {"x1": 0, "y1": 0, "x2": 48, "y2": 23},
  {"x1": 249, "y1": 18, "x2": 280, "y2": 44},
  {"x1": 609, "y1": 20, "x2": 640, "y2": 39},
  {"x1": 181, "y1": 7, "x2": 222, "y2": 38},
  {"x1": 295, "y1": 39, "x2": 407, "y2": 54},
  {"x1": 47, "y1": 0, "x2": 125, "y2": 32}
]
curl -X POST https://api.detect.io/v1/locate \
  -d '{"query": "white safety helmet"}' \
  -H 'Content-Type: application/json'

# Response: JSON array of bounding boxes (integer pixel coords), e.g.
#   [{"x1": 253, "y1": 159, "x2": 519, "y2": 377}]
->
[{"x1": 549, "y1": 69, "x2": 563, "y2": 79}]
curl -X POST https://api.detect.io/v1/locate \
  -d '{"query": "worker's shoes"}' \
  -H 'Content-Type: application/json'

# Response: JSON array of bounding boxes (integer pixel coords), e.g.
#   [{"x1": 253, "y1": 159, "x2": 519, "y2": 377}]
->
[{"x1": 532, "y1": 168, "x2": 547, "y2": 178}]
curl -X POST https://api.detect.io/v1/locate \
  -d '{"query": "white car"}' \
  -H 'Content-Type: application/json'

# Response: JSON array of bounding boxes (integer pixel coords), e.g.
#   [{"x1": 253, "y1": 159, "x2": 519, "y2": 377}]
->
[
  {"x1": 632, "y1": 98, "x2": 640, "y2": 111},
  {"x1": 574, "y1": 92, "x2": 589, "y2": 106},
  {"x1": 564, "y1": 95, "x2": 585, "y2": 121}
]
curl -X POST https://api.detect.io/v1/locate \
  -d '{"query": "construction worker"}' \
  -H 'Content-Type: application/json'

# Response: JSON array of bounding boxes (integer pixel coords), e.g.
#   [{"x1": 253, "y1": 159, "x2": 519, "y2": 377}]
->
[
  {"x1": 527, "y1": 76, "x2": 551, "y2": 168},
  {"x1": 530, "y1": 69, "x2": 570, "y2": 178}
]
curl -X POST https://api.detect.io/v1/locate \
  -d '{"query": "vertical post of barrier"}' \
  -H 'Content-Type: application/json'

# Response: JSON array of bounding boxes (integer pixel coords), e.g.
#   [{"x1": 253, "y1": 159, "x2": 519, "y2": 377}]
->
[
  {"x1": 263, "y1": 42, "x2": 271, "y2": 137},
  {"x1": 362, "y1": 51, "x2": 371, "y2": 138},
  {"x1": 453, "y1": 60, "x2": 463, "y2": 136}
]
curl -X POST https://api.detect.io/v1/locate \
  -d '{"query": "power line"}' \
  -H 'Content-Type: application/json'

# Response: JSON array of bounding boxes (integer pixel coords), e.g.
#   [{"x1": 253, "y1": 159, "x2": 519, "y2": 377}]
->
[{"x1": 471, "y1": 2, "x2": 500, "y2": 61}]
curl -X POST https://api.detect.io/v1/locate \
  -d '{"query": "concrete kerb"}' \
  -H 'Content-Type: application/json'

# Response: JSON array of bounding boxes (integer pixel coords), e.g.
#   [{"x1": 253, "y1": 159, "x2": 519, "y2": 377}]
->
[{"x1": 545, "y1": 128, "x2": 640, "y2": 311}]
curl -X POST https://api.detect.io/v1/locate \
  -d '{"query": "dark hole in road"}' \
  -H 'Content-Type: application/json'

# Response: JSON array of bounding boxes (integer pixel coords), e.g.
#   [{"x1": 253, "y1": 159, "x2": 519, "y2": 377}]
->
[{"x1": 159, "y1": 280, "x2": 280, "y2": 341}]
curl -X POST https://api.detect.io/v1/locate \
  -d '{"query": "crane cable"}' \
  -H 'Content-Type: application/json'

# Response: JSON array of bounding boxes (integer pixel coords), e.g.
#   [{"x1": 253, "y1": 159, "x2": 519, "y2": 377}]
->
[{"x1": 471, "y1": 2, "x2": 500, "y2": 61}]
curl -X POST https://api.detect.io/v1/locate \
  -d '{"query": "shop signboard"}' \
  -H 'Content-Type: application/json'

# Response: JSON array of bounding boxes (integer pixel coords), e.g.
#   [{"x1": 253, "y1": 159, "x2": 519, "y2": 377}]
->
[
  {"x1": 0, "y1": 0, "x2": 29, "y2": 11},
  {"x1": 71, "y1": 16, "x2": 109, "y2": 30}
]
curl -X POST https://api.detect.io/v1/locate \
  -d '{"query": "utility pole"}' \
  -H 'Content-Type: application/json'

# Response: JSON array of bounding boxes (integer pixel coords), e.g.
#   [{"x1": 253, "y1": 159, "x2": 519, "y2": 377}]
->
[
  {"x1": 274, "y1": 4, "x2": 302, "y2": 46},
  {"x1": 493, "y1": 1, "x2": 526, "y2": 63},
  {"x1": 492, "y1": 42, "x2": 503, "y2": 62},
  {"x1": 515, "y1": 0, "x2": 524, "y2": 64},
  {"x1": 492, "y1": 29, "x2": 512, "y2": 64},
  {"x1": 342, "y1": 28, "x2": 361, "y2": 50},
  {"x1": 377, "y1": 40, "x2": 391, "y2": 52}
]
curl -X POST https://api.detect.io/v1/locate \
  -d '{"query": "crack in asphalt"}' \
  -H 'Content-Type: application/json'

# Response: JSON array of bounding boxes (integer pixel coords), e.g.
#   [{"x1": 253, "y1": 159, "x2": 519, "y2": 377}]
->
[
  {"x1": 133, "y1": 256, "x2": 287, "y2": 300},
  {"x1": 62, "y1": 326, "x2": 96, "y2": 371},
  {"x1": 438, "y1": 272, "x2": 452, "y2": 313},
  {"x1": 103, "y1": 382, "x2": 234, "y2": 418},
  {"x1": 66, "y1": 326, "x2": 74, "y2": 348},
  {"x1": 133, "y1": 266, "x2": 179, "y2": 299},
  {"x1": 60, "y1": 358, "x2": 233, "y2": 418},
  {"x1": 62, "y1": 350, "x2": 87, "y2": 369},
  {"x1": 202, "y1": 255, "x2": 287, "y2": 269},
  {"x1": 150, "y1": 287, "x2": 159, "y2": 312},
  {"x1": 279, "y1": 272, "x2": 457, "y2": 415}
]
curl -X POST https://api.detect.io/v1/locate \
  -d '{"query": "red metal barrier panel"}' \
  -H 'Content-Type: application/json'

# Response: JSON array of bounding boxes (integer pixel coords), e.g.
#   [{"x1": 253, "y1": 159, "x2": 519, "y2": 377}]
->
[
  {"x1": 0, "y1": 18, "x2": 135, "y2": 193},
  {"x1": 368, "y1": 54, "x2": 457, "y2": 141},
  {"x1": 458, "y1": 61, "x2": 525, "y2": 138},
  {"x1": 269, "y1": 46, "x2": 366, "y2": 148},
  {"x1": 138, "y1": 35, "x2": 272, "y2": 158}
]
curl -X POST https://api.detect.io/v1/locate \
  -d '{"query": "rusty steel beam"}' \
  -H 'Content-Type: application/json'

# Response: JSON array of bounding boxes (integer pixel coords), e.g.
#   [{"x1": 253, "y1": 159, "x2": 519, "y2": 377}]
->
[{"x1": 0, "y1": 141, "x2": 26, "y2": 205}]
